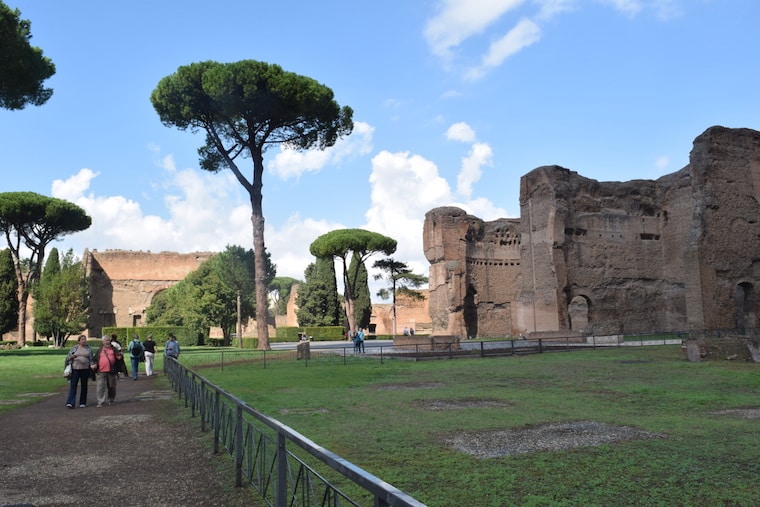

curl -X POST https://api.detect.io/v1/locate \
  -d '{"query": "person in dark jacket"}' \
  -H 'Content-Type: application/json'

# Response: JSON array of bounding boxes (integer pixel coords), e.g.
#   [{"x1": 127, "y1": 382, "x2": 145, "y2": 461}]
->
[{"x1": 65, "y1": 335, "x2": 95, "y2": 408}]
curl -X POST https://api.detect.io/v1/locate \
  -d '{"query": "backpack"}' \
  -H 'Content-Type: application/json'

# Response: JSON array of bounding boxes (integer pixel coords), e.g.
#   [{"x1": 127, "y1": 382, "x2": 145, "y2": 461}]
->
[{"x1": 130, "y1": 341, "x2": 143, "y2": 358}]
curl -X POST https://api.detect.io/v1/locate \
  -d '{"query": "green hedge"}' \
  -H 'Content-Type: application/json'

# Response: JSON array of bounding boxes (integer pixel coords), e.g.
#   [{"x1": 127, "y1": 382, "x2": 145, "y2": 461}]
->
[
  {"x1": 275, "y1": 326, "x2": 345, "y2": 342},
  {"x1": 102, "y1": 326, "x2": 201, "y2": 347}
]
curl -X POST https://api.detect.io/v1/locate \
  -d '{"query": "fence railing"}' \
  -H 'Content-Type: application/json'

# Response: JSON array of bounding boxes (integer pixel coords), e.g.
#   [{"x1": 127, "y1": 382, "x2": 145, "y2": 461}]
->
[
  {"x1": 164, "y1": 356, "x2": 427, "y2": 507},
  {"x1": 176, "y1": 334, "x2": 688, "y2": 370}
]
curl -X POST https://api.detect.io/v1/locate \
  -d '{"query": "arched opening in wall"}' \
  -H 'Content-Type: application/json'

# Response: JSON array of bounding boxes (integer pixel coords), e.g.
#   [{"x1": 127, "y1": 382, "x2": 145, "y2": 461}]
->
[
  {"x1": 464, "y1": 284, "x2": 478, "y2": 339},
  {"x1": 145, "y1": 288, "x2": 168, "y2": 326},
  {"x1": 735, "y1": 282, "x2": 756, "y2": 333},
  {"x1": 568, "y1": 295, "x2": 590, "y2": 333}
]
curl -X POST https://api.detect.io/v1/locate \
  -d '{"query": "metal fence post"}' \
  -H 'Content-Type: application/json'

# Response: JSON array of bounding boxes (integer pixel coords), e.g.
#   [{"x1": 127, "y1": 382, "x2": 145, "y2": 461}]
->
[
  {"x1": 276, "y1": 433, "x2": 288, "y2": 507},
  {"x1": 213, "y1": 390, "x2": 220, "y2": 454},
  {"x1": 235, "y1": 405, "x2": 243, "y2": 487}
]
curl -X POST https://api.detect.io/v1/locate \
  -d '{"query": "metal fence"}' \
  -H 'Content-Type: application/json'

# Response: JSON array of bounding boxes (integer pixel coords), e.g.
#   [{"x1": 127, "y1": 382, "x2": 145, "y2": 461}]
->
[
  {"x1": 175, "y1": 334, "x2": 688, "y2": 370},
  {"x1": 163, "y1": 356, "x2": 427, "y2": 507}
]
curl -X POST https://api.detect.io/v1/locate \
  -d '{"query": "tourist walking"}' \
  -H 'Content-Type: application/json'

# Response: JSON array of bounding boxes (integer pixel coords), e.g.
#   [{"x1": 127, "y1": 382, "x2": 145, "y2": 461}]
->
[
  {"x1": 93, "y1": 335, "x2": 122, "y2": 407},
  {"x1": 64, "y1": 335, "x2": 95, "y2": 408},
  {"x1": 127, "y1": 334, "x2": 144, "y2": 380},
  {"x1": 111, "y1": 334, "x2": 129, "y2": 380},
  {"x1": 143, "y1": 334, "x2": 157, "y2": 376},
  {"x1": 164, "y1": 333, "x2": 180, "y2": 360}
]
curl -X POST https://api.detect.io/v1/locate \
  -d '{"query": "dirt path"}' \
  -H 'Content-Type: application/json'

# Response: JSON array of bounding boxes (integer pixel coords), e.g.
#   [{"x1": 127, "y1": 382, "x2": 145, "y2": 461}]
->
[{"x1": 0, "y1": 373, "x2": 259, "y2": 506}]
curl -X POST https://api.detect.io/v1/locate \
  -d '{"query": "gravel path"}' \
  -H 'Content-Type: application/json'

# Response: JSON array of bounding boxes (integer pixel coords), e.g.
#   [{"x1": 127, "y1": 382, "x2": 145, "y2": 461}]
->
[{"x1": 0, "y1": 374, "x2": 259, "y2": 507}]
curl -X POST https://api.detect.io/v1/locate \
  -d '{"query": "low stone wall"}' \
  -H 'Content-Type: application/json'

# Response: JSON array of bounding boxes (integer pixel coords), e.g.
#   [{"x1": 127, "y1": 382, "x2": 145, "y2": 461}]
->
[
  {"x1": 682, "y1": 336, "x2": 760, "y2": 362},
  {"x1": 586, "y1": 335, "x2": 623, "y2": 345},
  {"x1": 528, "y1": 331, "x2": 584, "y2": 342},
  {"x1": 393, "y1": 335, "x2": 461, "y2": 351}
]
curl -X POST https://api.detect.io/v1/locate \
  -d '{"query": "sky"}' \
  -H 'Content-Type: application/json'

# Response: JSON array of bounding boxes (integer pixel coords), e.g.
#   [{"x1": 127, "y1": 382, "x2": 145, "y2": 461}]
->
[{"x1": 2, "y1": 0, "x2": 759, "y2": 301}]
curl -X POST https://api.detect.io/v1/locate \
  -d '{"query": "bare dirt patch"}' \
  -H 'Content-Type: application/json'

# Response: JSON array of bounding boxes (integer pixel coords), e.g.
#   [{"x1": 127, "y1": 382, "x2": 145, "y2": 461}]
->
[
  {"x1": 375, "y1": 381, "x2": 445, "y2": 390},
  {"x1": 711, "y1": 407, "x2": 760, "y2": 419},
  {"x1": 444, "y1": 420, "x2": 666, "y2": 458},
  {"x1": 279, "y1": 407, "x2": 329, "y2": 415},
  {"x1": 414, "y1": 398, "x2": 511, "y2": 410}
]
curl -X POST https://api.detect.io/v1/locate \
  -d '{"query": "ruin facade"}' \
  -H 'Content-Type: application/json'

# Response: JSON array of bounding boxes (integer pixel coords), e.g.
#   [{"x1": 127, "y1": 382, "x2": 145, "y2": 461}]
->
[
  {"x1": 424, "y1": 126, "x2": 760, "y2": 338},
  {"x1": 84, "y1": 250, "x2": 215, "y2": 337}
]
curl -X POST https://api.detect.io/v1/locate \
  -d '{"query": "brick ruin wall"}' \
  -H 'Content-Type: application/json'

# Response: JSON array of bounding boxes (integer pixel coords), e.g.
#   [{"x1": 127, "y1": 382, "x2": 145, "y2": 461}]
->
[
  {"x1": 424, "y1": 126, "x2": 760, "y2": 338},
  {"x1": 85, "y1": 250, "x2": 215, "y2": 337}
]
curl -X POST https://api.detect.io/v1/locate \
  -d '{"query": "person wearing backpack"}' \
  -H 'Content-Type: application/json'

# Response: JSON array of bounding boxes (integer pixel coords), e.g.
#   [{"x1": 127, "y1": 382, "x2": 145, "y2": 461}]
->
[{"x1": 127, "y1": 335, "x2": 144, "y2": 381}]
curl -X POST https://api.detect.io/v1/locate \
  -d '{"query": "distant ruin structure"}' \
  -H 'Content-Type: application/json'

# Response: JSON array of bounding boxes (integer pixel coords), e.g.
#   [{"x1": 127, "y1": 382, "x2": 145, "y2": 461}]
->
[
  {"x1": 84, "y1": 250, "x2": 215, "y2": 337},
  {"x1": 424, "y1": 126, "x2": 760, "y2": 338}
]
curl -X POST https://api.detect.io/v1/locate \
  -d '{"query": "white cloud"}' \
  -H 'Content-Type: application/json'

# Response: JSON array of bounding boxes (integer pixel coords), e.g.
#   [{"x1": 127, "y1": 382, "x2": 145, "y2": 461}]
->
[
  {"x1": 535, "y1": 0, "x2": 577, "y2": 20},
  {"x1": 464, "y1": 18, "x2": 542, "y2": 81},
  {"x1": 51, "y1": 168, "x2": 99, "y2": 201},
  {"x1": 600, "y1": 0, "x2": 643, "y2": 17},
  {"x1": 424, "y1": 0, "x2": 526, "y2": 60},
  {"x1": 457, "y1": 142, "x2": 493, "y2": 198},
  {"x1": 264, "y1": 214, "x2": 345, "y2": 281},
  {"x1": 50, "y1": 122, "x2": 508, "y2": 302},
  {"x1": 268, "y1": 121, "x2": 374, "y2": 180},
  {"x1": 364, "y1": 150, "x2": 452, "y2": 277},
  {"x1": 446, "y1": 122, "x2": 477, "y2": 142}
]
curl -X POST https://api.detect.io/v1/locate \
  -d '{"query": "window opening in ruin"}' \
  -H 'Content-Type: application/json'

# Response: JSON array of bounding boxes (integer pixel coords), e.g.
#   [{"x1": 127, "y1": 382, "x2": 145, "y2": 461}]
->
[
  {"x1": 568, "y1": 295, "x2": 589, "y2": 333},
  {"x1": 735, "y1": 282, "x2": 756, "y2": 333},
  {"x1": 464, "y1": 284, "x2": 478, "y2": 339}
]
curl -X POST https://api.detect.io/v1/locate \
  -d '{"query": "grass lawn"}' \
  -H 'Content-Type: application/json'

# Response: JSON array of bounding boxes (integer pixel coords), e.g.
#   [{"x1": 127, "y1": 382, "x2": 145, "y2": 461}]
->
[
  {"x1": 3, "y1": 345, "x2": 759, "y2": 506},
  {"x1": 0, "y1": 346, "x2": 166, "y2": 415},
  {"x1": 193, "y1": 346, "x2": 760, "y2": 506}
]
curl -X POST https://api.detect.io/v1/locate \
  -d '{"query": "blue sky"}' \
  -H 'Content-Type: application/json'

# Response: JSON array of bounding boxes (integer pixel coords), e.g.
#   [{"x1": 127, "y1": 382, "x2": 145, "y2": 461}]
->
[{"x1": 2, "y1": 0, "x2": 758, "y2": 298}]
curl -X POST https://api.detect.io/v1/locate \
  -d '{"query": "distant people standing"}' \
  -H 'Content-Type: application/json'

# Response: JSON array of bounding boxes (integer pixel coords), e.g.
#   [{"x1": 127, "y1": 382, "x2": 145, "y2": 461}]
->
[
  {"x1": 65, "y1": 335, "x2": 95, "y2": 408},
  {"x1": 143, "y1": 334, "x2": 157, "y2": 376},
  {"x1": 357, "y1": 328, "x2": 365, "y2": 353},
  {"x1": 352, "y1": 331, "x2": 361, "y2": 353},
  {"x1": 403, "y1": 327, "x2": 409, "y2": 336},
  {"x1": 164, "y1": 333, "x2": 180, "y2": 360},
  {"x1": 127, "y1": 335, "x2": 144, "y2": 380},
  {"x1": 93, "y1": 335, "x2": 122, "y2": 407}
]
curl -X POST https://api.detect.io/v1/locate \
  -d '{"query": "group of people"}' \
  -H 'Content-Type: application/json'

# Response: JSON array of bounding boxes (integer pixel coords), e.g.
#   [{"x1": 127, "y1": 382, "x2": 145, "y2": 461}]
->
[
  {"x1": 64, "y1": 332, "x2": 181, "y2": 409},
  {"x1": 351, "y1": 328, "x2": 365, "y2": 353}
]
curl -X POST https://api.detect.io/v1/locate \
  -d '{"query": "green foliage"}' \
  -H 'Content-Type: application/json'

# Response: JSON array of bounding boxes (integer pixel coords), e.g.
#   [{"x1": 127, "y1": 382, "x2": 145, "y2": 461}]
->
[
  {"x1": 0, "y1": 1, "x2": 55, "y2": 110},
  {"x1": 275, "y1": 327, "x2": 302, "y2": 342},
  {"x1": 102, "y1": 326, "x2": 197, "y2": 346},
  {"x1": 151, "y1": 59, "x2": 353, "y2": 350},
  {"x1": 0, "y1": 248, "x2": 18, "y2": 334},
  {"x1": 309, "y1": 228, "x2": 396, "y2": 333},
  {"x1": 276, "y1": 326, "x2": 345, "y2": 342},
  {"x1": 349, "y1": 253, "x2": 371, "y2": 329},
  {"x1": 301, "y1": 326, "x2": 345, "y2": 341},
  {"x1": 269, "y1": 276, "x2": 301, "y2": 316},
  {"x1": 150, "y1": 60, "x2": 353, "y2": 155},
  {"x1": 296, "y1": 258, "x2": 341, "y2": 327},
  {"x1": 33, "y1": 248, "x2": 89, "y2": 348},
  {"x1": 372, "y1": 257, "x2": 427, "y2": 301},
  {"x1": 146, "y1": 246, "x2": 275, "y2": 345},
  {"x1": 373, "y1": 257, "x2": 428, "y2": 336},
  {"x1": 0, "y1": 191, "x2": 91, "y2": 345}
]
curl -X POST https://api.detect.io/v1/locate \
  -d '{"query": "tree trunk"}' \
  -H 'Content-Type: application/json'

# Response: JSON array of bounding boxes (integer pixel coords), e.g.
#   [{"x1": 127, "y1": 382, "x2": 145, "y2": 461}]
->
[
  {"x1": 236, "y1": 289, "x2": 243, "y2": 349},
  {"x1": 250, "y1": 152, "x2": 270, "y2": 350},
  {"x1": 17, "y1": 292, "x2": 27, "y2": 346}
]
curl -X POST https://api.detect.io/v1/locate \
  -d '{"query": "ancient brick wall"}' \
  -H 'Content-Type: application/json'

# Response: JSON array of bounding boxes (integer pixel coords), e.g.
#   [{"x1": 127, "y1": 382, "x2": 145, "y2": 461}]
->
[
  {"x1": 85, "y1": 250, "x2": 215, "y2": 337},
  {"x1": 424, "y1": 126, "x2": 760, "y2": 338},
  {"x1": 424, "y1": 207, "x2": 520, "y2": 338}
]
